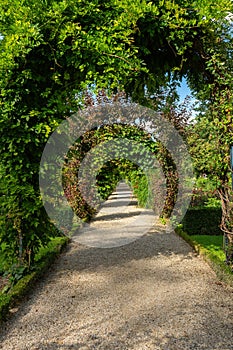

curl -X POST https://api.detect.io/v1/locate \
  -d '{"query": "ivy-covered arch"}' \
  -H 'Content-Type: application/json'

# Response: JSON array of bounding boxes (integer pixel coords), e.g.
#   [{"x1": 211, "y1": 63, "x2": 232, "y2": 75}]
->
[{"x1": 0, "y1": 0, "x2": 232, "y2": 265}]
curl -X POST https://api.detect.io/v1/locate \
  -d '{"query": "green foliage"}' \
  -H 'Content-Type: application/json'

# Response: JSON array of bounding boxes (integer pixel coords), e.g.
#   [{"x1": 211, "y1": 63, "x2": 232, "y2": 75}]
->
[
  {"x1": 195, "y1": 177, "x2": 219, "y2": 193},
  {"x1": 187, "y1": 7, "x2": 233, "y2": 252},
  {"x1": 97, "y1": 161, "x2": 124, "y2": 200},
  {"x1": 0, "y1": 0, "x2": 145, "y2": 265},
  {"x1": 181, "y1": 207, "x2": 222, "y2": 235},
  {"x1": 128, "y1": 170, "x2": 149, "y2": 208},
  {"x1": 34, "y1": 236, "x2": 69, "y2": 265},
  {"x1": 204, "y1": 197, "x2": 221, "y2": 209},
  {"x1": 1, "y1": 0, "x2": 233, "y2": 265},
  {"x1": 176, "y1": 228, "x2": 233, "y2": 286},
  {"x1": 63, "y1": 123, "x2": 158, "y2": 218},
  {"x1": 0, "y1": 236, "x2": 69, "y2": 321},
  {"x1": 0, "y1": 294, "x2": 11, "y2": 321},
  {"x1": 191, "y1": 234, "x2": 224, "y2": 258},
  {"x1": 191, "y1": 176, "x2": 221, "y2": 208},
  {"x1": 7, "y1": 265, "x2": 29, "y2": 287}
]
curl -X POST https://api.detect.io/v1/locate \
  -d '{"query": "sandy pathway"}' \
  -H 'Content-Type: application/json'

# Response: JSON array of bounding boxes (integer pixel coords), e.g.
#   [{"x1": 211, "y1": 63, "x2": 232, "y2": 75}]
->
[{"x1": 0, "y1": 183, "x2": 233, "y2": 350}]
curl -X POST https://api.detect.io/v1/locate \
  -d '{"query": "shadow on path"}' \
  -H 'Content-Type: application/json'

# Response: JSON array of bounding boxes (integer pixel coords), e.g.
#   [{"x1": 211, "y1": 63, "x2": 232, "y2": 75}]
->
[{"x1": 0, "y1": 184, "x2": 233, "y2": 350}]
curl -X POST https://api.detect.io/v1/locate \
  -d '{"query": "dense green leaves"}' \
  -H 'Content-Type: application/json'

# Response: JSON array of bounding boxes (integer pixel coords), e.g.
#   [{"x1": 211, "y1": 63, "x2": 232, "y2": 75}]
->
[
  {"x1": 187, "y1": 10, "x2": 233, "y2": 265},
  {"x1": 63, "y1": 123, "x2": 159, "y2": 218},
  {"x1": 1, "y1": 0, "x2": 233, "y2": 266}
]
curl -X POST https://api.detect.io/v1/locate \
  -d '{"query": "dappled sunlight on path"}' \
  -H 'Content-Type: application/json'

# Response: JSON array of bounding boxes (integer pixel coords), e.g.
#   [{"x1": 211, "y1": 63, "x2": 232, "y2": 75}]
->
[
  {"x1": 72, "y1": 182, "x2": 156, "y2": 248},
  {"x1": 0, "y1": 184, "x2": 233, "y2": 350}
]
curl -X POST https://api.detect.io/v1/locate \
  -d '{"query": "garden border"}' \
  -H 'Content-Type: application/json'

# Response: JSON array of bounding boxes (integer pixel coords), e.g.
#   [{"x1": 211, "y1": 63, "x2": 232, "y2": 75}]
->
[
  {"x1": 0, "y1": 236, "x2": 69, "y2": 321},
  {"x1": 175, "y1": 227, "x2": 233, "y2": 288}
]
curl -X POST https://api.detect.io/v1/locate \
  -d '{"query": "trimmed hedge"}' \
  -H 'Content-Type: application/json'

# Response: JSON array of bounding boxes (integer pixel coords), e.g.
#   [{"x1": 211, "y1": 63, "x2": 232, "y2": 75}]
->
[
  {"x1": 0, "y1": 236, "x2": 69, "y2": 321},
  {"x1": 181, "y1": 207, "x2": 222, "y2": 235},
  {"x1": 175, "y1": 227, "x2": 233, "y2": 287}
]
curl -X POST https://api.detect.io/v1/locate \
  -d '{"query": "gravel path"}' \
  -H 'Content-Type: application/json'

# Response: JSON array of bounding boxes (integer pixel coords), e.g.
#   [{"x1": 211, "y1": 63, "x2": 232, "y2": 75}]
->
[{"x1": 0, "y1": 183, "x2": 233, "y2": 350}]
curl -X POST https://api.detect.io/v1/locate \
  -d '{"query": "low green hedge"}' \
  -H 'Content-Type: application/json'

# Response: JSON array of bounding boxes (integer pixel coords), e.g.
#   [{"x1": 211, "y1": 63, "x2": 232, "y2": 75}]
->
[
  {"x1": 181, "y1": 207, "x2": 222, "y2": 235},
  {"x1": 0, "y1": 236, "x2": 69, "y2": 321},
  {"x1": 175, "y1": 227, "x2": 233, "y2": 287}
]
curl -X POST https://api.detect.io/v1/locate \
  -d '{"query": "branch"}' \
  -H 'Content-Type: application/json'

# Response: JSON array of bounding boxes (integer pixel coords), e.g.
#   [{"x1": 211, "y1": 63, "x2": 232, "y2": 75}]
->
[
  {"x1": 102, "y1": 52, "x2": 140, "y2": 71},
  {"x1": 167, "y1": 40, "x2": 177, "y2": 57}
]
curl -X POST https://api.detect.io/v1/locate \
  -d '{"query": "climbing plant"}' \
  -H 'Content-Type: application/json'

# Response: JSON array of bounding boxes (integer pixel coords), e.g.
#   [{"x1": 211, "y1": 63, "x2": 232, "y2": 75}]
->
[
  {"x1": 62, "y1": 122, "x2": 159, "y2": 217},
  {"x1": 188, "y1": 51, "x2": 233, "y2": 266},
  {"x1": 1, "y1": 0, "x2": 233, "y2": 266},
  {"x1": 0, "y1": 0, "x2": 144, "y2": 266}
]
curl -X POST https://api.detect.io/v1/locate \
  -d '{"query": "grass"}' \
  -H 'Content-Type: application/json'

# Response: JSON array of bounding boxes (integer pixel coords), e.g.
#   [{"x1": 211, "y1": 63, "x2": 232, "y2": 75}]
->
[
  {"x1": 35, "y1": 236, "x2": 69, "y2": 262},
  {"x1": 175, "y1": 227, "x2": 233, "y2": 287},
  {"x1": 191, "y1": 235, "x2": 225, "y2": 260}
]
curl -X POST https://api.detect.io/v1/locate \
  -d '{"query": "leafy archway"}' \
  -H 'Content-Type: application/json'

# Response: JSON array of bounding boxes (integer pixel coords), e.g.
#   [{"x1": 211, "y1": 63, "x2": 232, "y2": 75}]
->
[{"x1": 0, "y1": 0, "x2": 232, "y2": 266}]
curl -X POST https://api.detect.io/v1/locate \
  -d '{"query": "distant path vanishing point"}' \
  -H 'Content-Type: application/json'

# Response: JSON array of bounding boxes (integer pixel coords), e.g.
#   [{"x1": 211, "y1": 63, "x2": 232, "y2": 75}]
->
[{"x1": 72, "y1": 182, "x2": 156, "y2": 248}]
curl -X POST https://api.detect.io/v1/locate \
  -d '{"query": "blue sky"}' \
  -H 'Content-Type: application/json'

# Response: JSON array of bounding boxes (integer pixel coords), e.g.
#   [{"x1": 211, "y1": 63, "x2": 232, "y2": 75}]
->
[{"x1": 177, "y1": 78, "x2": 192, "y2": 102}]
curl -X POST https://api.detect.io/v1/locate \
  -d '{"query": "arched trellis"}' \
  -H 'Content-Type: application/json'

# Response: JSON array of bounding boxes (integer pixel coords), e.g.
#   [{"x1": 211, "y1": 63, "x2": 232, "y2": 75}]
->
[{"x1": 0, "y1": 0, "x2": 232, "y2": 265}]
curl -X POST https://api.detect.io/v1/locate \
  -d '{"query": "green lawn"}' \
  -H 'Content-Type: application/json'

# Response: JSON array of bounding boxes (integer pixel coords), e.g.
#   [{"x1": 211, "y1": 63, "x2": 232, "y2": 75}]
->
[
  {"x1": 176, "y1": 228, "x2": 233, "y2": 286},
  {"x1": 191, "y1": 235, "x2": 225, "y2": 261}
]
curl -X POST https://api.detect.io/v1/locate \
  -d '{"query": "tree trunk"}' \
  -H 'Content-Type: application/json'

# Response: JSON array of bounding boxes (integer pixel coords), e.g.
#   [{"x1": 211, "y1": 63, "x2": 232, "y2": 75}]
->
[{"x1": 218, "y1": 184, "x2": 233, "y2": 267}]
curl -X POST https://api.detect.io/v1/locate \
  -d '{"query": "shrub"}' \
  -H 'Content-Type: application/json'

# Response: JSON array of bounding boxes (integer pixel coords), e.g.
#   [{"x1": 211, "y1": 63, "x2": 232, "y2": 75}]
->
[{"x1": 181, "y1": 207, "x2": 222, "y2": 235}]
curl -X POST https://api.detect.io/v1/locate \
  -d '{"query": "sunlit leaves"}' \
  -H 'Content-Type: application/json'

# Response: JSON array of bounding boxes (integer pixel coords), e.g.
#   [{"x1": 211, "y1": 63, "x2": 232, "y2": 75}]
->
[{"x1": 1, "y1": 0, "x2": 233, "y2": 265}]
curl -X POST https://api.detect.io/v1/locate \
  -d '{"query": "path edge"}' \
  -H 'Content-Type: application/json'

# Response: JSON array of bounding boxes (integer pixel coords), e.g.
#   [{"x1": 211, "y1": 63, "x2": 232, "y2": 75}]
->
[
  {"x1": 175, "y1": 227, "x2": 233, "y2": 288},
  {"x1": 0, "y1": 236, "x2": 70, "y2": 322}
]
